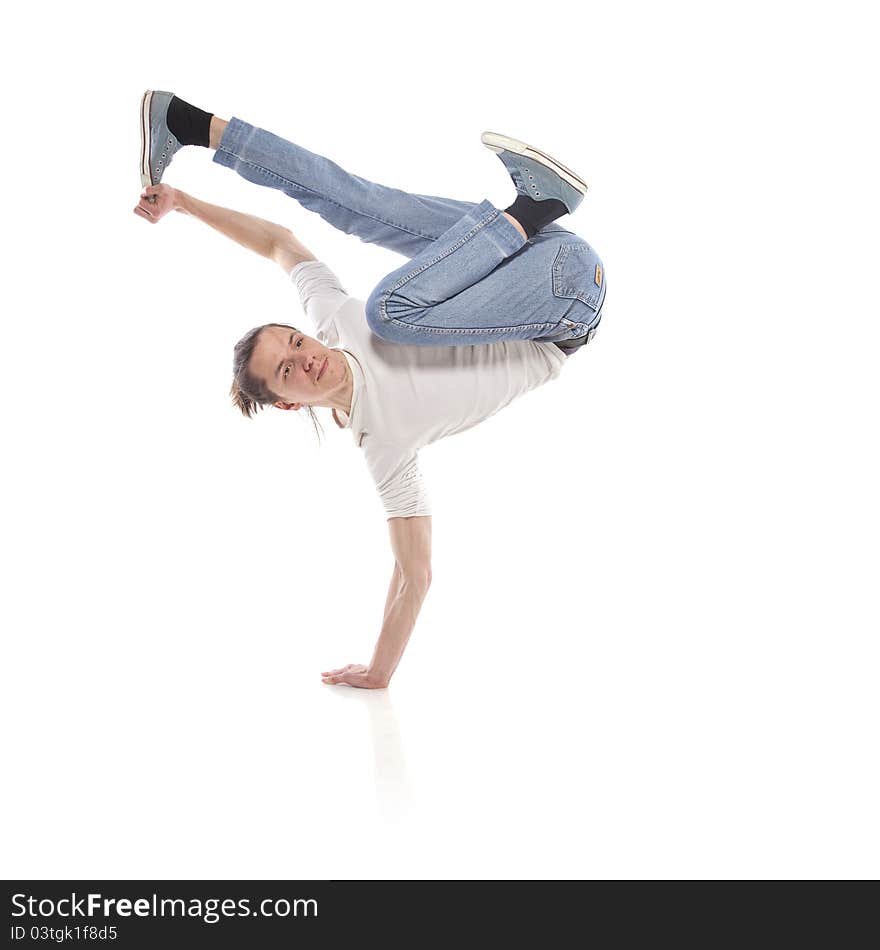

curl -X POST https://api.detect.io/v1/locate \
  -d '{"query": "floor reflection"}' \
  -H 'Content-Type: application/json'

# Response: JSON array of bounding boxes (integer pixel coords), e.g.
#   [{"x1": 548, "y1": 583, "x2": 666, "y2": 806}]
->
[{"x1": 326, "y1": 688, "x2": 413, "y2": 819}]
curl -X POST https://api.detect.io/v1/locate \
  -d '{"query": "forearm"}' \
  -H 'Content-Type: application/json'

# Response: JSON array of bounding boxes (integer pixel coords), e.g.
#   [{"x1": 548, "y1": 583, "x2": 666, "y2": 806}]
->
[
  {"x1": 370, "y1": 571, "x2": 430, "y2": 686},
  {"x1": 173, "y1": 189, "x2": 314, "y2": 269},
  {"x1": 321, "y1": 517, "x2": 431, "y2": 688}
]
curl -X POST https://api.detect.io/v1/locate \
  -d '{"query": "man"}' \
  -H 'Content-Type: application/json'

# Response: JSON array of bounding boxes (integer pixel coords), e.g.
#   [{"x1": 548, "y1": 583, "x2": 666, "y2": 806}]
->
[{"x1": 134, "y1": 91, "x2": 606, "y2": 688}]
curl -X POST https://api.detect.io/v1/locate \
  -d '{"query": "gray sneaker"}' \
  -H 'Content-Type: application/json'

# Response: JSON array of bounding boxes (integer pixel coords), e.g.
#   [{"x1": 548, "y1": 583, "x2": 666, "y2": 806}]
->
[
  {"x1": 481, "y1": 131, "x2": 588, "y2": 215},
  {"x1": 139, "y1": 90, "x2": 183, "y2": 188}
]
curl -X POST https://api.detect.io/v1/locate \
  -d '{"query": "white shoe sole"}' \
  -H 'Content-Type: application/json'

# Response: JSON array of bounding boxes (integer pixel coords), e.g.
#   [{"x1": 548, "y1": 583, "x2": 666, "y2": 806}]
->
[
  {"x1": 139, "y1": 90, "x2": 153, "y2": 189},
  {"x1": 481, "y1": 131, "x2": 588, "y2": 195}
]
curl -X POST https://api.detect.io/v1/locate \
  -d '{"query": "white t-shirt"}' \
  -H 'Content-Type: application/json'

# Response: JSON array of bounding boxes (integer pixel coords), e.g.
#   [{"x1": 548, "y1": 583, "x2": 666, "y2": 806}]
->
[{"x1": 291, "y1": 261, "x2": 568, "y2": 519}]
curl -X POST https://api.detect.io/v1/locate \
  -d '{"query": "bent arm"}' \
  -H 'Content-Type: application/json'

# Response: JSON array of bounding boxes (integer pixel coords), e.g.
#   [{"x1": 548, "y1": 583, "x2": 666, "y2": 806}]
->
[{"x1": 135, "y1": 183, "x2": 316, "y2": 272}]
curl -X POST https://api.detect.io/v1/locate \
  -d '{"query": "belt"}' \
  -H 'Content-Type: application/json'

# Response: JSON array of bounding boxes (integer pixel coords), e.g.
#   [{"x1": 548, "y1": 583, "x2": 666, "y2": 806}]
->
[{"x1": 553, "y1": 314, "x2": 601, "y2": 355}]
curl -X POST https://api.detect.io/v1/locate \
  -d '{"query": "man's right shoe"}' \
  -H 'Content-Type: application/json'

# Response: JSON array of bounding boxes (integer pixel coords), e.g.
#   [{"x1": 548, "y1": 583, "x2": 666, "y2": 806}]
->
[
  {"x1": 140, "y1": 90, "x2": 183, "y2": 188},
  {"x1": 481, "y1": 131, "x2": 588, "y2": 216}
]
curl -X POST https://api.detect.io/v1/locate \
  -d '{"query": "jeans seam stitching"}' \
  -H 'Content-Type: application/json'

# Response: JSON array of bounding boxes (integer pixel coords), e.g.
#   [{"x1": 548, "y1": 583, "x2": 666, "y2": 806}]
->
[
  {"x1": 551, "y1": 242, "x2": 601, "y2": 308},
  {"x1": 380, "y1": 316, "x2": 562, "y2": 337},
  {"x1": 386, "y1": 208, "x2": 499, "y2": 293},
  {"x1": 218, "y1": 148, "x2": 438, "y2": 243},
  {"x1": 376, "y1": 208, "x2": 504, "y2": 321}
]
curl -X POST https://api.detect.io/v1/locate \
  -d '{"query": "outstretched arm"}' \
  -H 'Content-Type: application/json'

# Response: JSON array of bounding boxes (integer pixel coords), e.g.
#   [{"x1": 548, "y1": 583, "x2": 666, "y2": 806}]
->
[
  {"x1": 133, "y1": 183, "x2": 316, "y2": 273},
  {"x1": 322, "y1": 516, "x2": 432, "y2": 689}
]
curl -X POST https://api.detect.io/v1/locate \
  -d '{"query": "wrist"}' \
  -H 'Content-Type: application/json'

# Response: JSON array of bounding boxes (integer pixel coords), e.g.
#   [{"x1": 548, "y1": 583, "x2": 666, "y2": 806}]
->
[
  {"x1": 172, "y1": 188, "x2": 189, "y2": 213},
  {"x1": 366, "y1": 666, "x2": 392, "y2": 689}
]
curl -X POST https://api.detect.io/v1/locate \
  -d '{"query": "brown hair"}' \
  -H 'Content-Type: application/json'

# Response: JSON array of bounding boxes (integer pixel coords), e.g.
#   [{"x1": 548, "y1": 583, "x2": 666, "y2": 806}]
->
[{"x1": 230, "y1": 323, "x2": 324, "y2": 440}]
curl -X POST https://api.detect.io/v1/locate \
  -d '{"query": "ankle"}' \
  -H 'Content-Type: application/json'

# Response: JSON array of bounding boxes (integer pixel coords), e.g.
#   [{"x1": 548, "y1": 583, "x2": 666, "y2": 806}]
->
[
  {"x1": 504, "y1": 195, "x2": 567, "y2": 239},
  {"x1": 502, "y1": 211, "x2": 527, "y2": 240},
  {"x1": 209, "y1": 116, "x2": 228, "y2": 150},
  {"x1": 166, "y1": 95, "x2": 214, "y2": 148}
]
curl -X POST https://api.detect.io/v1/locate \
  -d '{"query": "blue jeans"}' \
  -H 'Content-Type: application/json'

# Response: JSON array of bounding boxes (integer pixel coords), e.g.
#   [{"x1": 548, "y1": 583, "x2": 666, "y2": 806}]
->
[{"x1": 213, "y1": 118, "x2": 605, "y2": 349}]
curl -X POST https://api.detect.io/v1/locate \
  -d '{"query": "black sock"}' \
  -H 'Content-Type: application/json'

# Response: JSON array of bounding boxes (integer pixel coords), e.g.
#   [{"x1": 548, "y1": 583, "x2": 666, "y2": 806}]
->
[
  {"x1": 166, "y1": 95, "x2": 214, "y2": 148},
  {"x1": 504, "y1": 194, "x2": 568, "y2": 239}
]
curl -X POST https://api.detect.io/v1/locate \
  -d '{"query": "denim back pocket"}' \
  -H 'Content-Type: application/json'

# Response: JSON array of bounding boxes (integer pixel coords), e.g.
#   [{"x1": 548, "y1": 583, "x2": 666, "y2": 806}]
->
[{"x1": 552, "y1": 242, "x2": 605, "y2": 313}]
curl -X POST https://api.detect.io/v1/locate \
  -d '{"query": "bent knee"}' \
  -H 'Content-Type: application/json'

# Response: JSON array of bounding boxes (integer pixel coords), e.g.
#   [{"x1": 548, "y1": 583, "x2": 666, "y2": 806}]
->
[
  {"x1": 365, "y1": 284, "x2": 401, "y2": 342},
  {"x1": 365, "y1": 283, "x2": 387, "y2": 328}
]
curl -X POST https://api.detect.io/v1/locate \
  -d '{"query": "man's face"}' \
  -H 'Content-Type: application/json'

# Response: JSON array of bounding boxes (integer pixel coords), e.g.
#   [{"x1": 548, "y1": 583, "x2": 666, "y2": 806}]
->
[{"x1": 249, "y1": 326, "x2": 345, "y2": 410}]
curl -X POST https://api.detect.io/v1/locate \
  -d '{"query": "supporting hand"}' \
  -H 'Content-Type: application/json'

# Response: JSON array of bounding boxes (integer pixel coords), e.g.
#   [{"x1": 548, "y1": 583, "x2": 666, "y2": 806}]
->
[
  {"x1": 321, "y1": 664, "x2": 389, "y2": 689},
  {"x1": 133, "y1": 183, "x2": 177, "y2": 223},
  {"x1": 322, "y1": 518, "x2": 432, "y2": 690}
]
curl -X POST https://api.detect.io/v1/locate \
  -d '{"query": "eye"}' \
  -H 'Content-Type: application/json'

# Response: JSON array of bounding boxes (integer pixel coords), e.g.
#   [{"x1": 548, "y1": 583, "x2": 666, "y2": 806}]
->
[
  {"x1": 295, "y1": 338, "x2": 303, "y2": 348},
  {"x1": 283, "y1": 365, "x2": 290, "y2": 379}
]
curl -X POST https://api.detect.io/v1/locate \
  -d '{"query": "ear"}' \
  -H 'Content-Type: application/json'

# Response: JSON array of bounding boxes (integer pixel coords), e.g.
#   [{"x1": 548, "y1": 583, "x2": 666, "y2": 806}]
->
[{"x1": 273, "y1": 401, "x2": 303, "y2": 412}]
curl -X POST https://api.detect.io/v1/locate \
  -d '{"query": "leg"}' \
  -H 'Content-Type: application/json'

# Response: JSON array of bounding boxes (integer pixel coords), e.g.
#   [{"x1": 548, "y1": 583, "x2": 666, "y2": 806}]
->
[
  {"x1": 147, "y1": 96, "x2": 601, "y2": 347},
  {"x1": 211, "y1": 117, "x2": 482, "y2": 259},
  {"x1": 364, "y1": 208, "x2": 605, "y2": 347},
  {"x1": 146, "y1": 94, "x2": 532, "y2": 254}
]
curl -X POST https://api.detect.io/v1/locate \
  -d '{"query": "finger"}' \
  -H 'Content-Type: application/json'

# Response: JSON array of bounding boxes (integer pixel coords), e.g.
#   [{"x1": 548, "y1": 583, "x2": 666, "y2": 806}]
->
[
  {"x1": 144, "y1": 184, "x2": 161, "y2": 195},
  {"x1": 133, "y1": 206, "x2": 154, "y2": 222},
  {"x1": 323, "y1": 667, "x2": 367, "y2": 685},
  {"x1": 324, "y1": 673, "x2": 359, "y2": 687},
  {"x1": 320, "y1": 665, "x2": 351, "y2": 677},
  {"x1": 321, "y1": 668, "x2": 360, "y2": 683}
]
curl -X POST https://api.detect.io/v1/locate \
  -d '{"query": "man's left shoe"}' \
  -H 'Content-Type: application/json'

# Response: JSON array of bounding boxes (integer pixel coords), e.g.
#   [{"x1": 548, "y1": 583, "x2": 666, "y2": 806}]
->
[
  {"x1": 140, "y1": 90, "x2": 183, "y2": 188},
  {"x1": 481, "y1": 131, "x2": 588, "y2": 215}
]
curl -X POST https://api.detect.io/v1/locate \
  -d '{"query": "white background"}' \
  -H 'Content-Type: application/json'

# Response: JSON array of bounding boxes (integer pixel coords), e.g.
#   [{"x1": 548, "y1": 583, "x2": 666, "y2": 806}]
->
[{"x1": 2, "y1": 0, "x2": 878, "y2": 880}]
